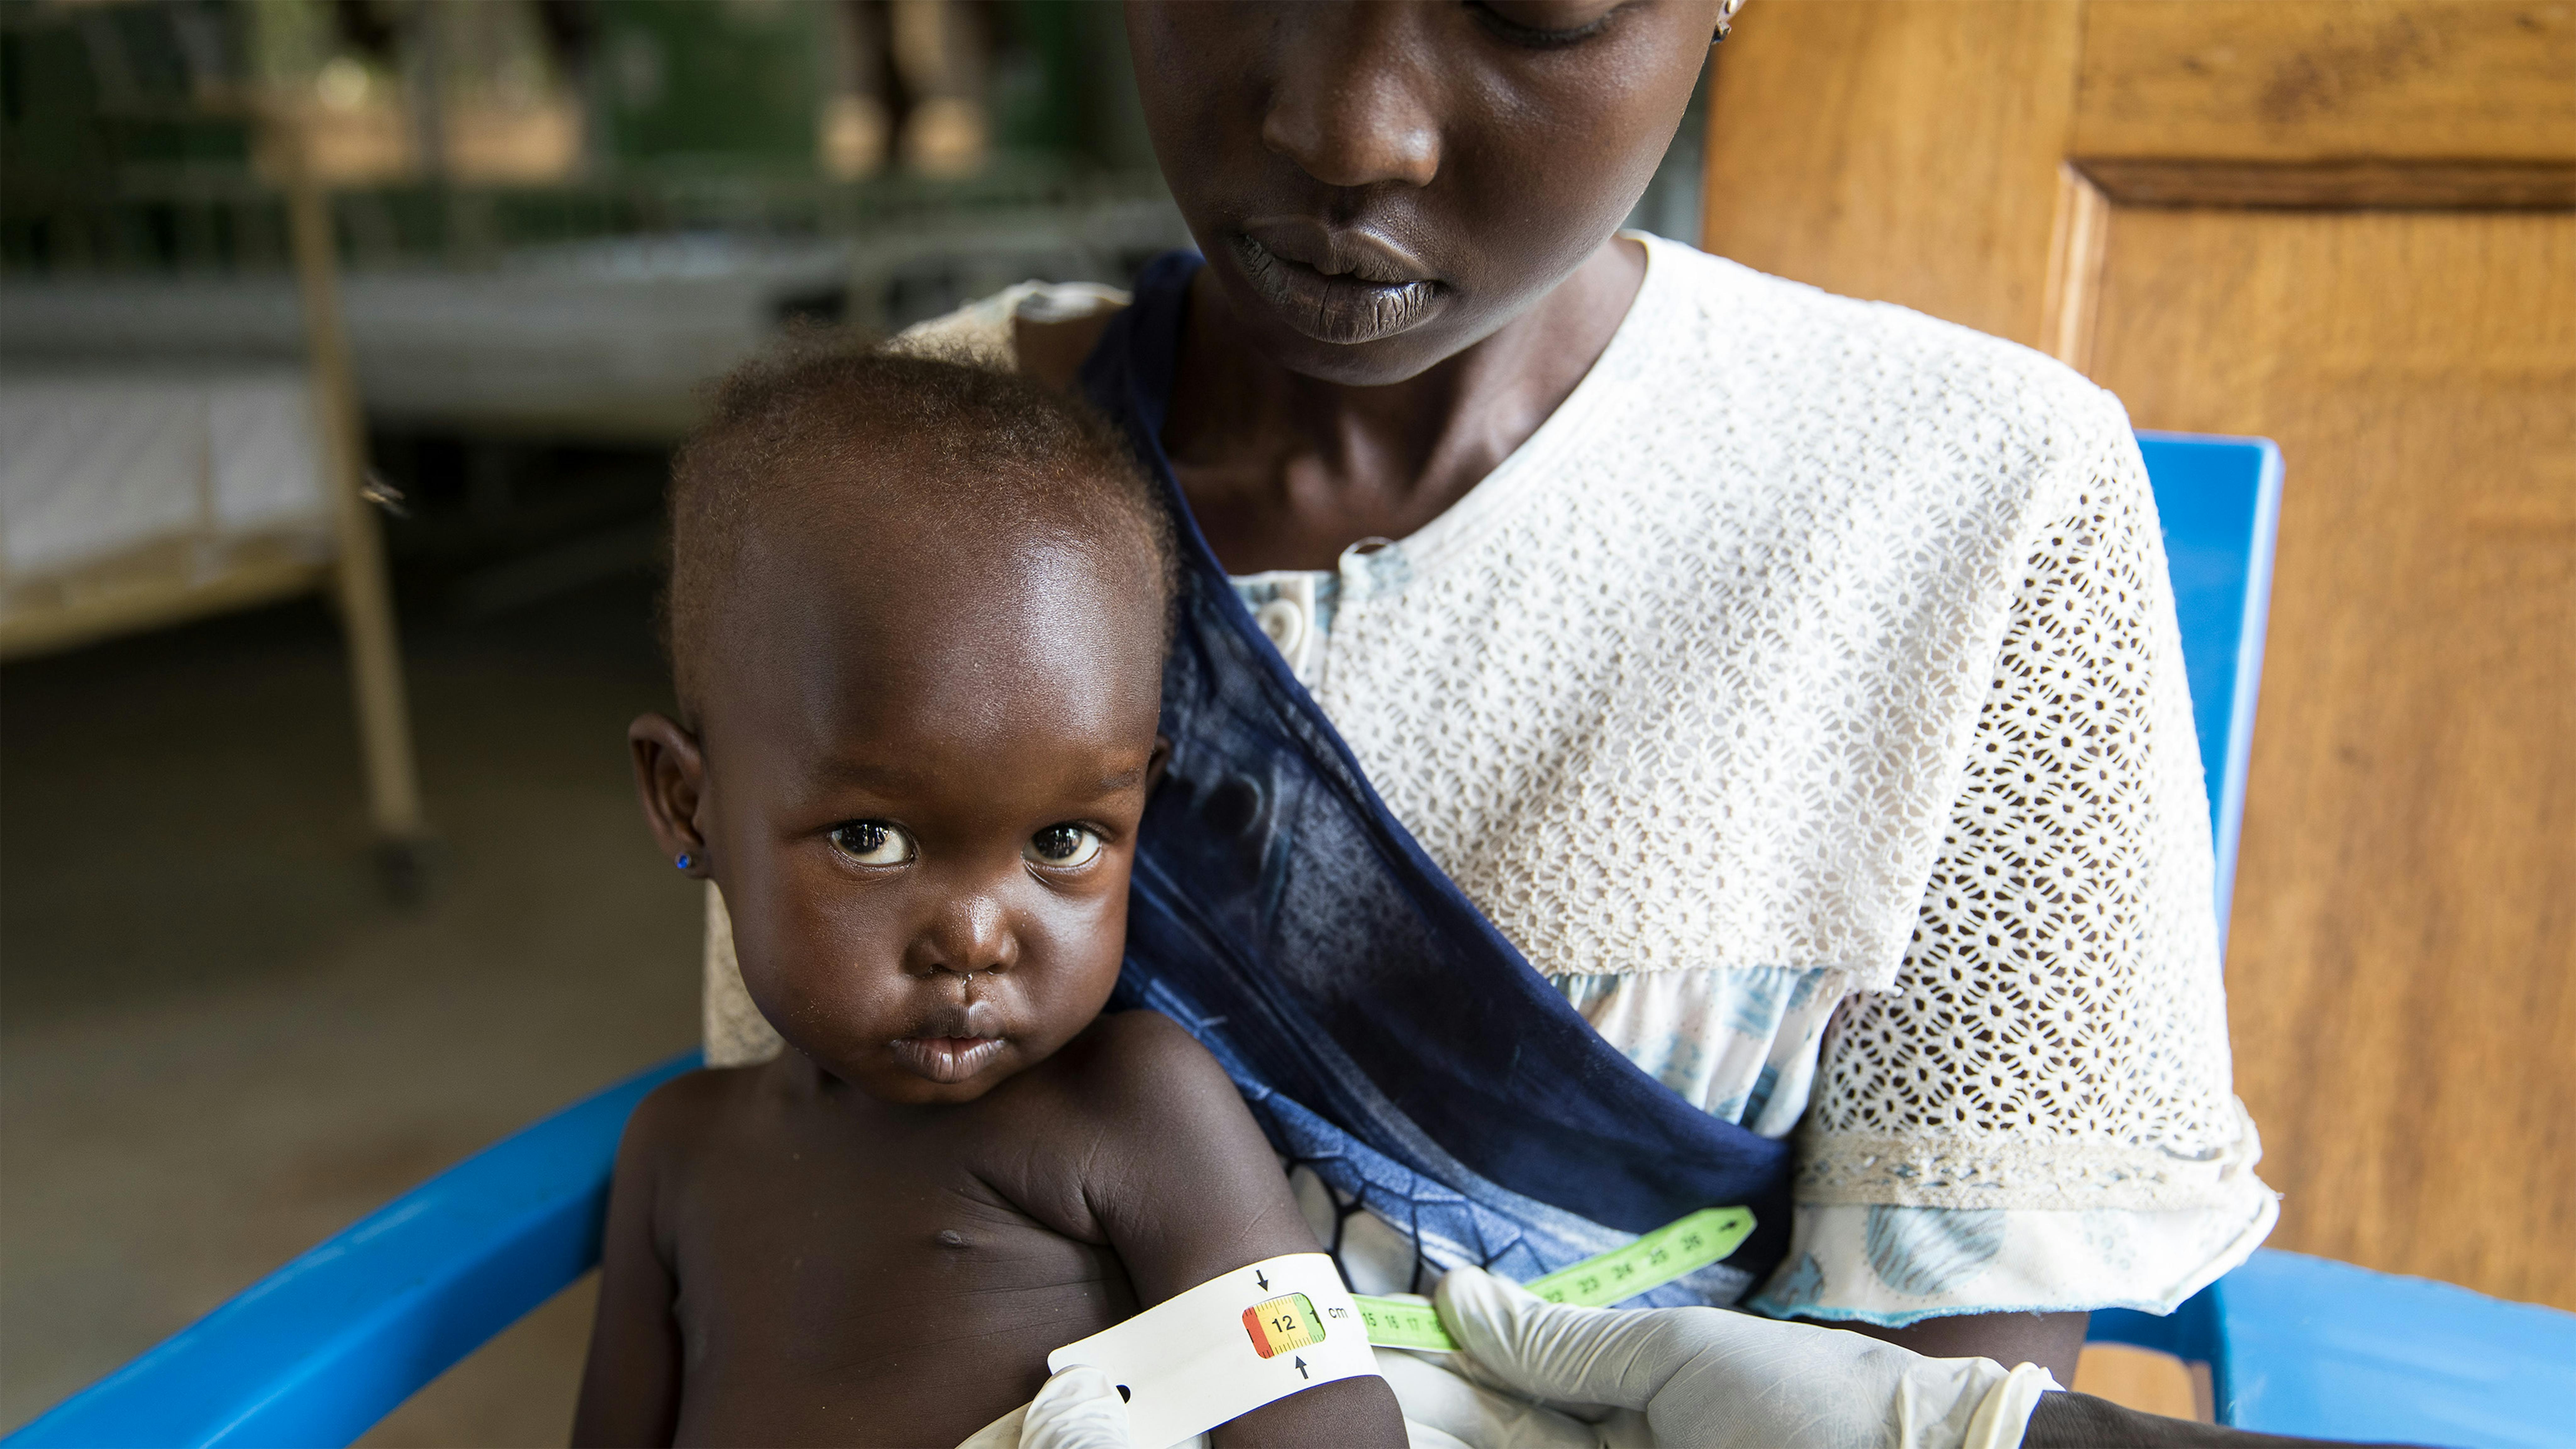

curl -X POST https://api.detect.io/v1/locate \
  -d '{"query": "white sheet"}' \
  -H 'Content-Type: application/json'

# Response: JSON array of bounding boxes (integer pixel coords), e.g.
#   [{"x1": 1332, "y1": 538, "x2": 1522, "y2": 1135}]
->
[{"x1": 0, "y1": 369, "x2": 326, "y2": 578}]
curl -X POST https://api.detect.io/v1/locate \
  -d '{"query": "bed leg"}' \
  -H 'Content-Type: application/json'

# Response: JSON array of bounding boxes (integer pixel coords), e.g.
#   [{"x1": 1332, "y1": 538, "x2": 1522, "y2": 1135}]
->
[{"x1": 283, "y1": 129, "x2": 431, "y2": 895}]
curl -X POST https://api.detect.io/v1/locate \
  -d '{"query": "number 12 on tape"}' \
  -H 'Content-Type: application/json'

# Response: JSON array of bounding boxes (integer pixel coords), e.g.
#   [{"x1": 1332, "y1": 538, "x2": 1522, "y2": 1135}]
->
[{"x1": 1242, "y1": 1294, "x2": 1323, "y2": 1358}]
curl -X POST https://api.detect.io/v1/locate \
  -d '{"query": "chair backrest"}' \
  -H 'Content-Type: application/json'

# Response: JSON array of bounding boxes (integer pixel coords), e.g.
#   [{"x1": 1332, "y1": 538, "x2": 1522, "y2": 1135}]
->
[{"x1": 2135, "y1": 432, "x2": 2284, "y2": 957}]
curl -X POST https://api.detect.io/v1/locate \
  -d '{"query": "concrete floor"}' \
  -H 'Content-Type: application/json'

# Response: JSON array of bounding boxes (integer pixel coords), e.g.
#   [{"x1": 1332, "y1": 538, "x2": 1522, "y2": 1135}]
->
[{"x1": 1, "y1": 568, "x2": 699, "y2": 1443}]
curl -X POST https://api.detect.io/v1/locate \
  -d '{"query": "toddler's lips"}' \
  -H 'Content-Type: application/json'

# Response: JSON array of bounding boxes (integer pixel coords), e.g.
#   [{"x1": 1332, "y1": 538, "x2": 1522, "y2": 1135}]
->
[{"x1": 890, "y1": 1035, "x2": 1007, "y2": 1084}]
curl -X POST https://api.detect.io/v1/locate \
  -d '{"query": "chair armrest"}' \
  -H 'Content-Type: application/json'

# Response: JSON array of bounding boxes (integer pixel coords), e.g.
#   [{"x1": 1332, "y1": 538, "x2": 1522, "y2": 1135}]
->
[
  {"x1": 2087, "y1": 1249, "x2": 2576, "y2": 1445},
  {"x1": 2211, "y1": 1249, "x2": 2576, "y2": 1446},
  {"x1": 4, "y1": 1053, "x2": 700, "y2": 1449}
]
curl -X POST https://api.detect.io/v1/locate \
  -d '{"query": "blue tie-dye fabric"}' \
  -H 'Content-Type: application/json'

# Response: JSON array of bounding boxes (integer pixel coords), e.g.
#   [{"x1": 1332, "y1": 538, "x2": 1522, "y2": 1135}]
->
[{"x1": 1084, "y1": 252, "x2": 1795, "y2": 1301}]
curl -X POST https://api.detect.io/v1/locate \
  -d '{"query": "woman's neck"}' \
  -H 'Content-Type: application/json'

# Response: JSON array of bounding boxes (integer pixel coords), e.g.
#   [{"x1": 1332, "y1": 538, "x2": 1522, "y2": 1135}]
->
[{"x1": 1163, "y1": 237, "x2": 1646, "y2": 574}]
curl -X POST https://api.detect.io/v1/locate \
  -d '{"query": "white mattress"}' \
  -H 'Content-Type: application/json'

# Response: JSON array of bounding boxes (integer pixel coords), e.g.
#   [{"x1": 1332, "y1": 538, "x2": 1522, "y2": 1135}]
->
[
  {"x1": 0, "y1": 205, "x2": 1189, "y2": 441},
  {"x1": 0, "y1": 369, "x2": 327, "y2": 579}
]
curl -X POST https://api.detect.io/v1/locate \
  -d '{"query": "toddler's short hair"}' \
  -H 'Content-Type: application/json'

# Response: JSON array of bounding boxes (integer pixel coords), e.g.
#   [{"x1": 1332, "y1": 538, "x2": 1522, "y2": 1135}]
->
[{"x1": 663, "y1": 344, "x2": 1176, "y2": 716}]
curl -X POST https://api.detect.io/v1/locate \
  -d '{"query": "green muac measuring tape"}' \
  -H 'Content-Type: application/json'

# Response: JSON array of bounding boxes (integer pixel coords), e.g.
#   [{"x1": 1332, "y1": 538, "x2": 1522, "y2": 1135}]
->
[
  {"x1": 1041, "y1": 1208, "x2": 1759, "y2": 1445},
  {"x1": 1352, "y1": 1205, "x2": 1755, "y2": 1353}
]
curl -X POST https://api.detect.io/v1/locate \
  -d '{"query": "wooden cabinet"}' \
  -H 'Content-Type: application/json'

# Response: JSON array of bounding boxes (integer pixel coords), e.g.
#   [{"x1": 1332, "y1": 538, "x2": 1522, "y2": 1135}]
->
[{"x1": 1703, "y1": 1, "x2": 2573, "y2": 1313}]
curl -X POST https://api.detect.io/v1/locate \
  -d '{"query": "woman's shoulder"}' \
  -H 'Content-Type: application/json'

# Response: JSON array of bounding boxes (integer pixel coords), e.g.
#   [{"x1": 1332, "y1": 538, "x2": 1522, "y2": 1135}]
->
[
  {"x1": 1636, "y1": 236, "x2": 2131, "y2": 467},
  {"x1": 887, "y1": 280, "x2": 1130, "y2": 386}
]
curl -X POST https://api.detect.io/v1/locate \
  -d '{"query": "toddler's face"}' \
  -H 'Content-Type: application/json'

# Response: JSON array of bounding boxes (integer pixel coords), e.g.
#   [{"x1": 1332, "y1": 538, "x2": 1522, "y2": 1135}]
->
[{"x1": 635, "y1": 526, "x2": 1167, "y2": 1106}]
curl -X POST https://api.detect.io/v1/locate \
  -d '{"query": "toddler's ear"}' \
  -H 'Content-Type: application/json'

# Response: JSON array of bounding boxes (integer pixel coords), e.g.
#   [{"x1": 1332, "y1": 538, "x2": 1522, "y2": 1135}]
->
[
  {"x1": 1147, "y1": 734, "x2": 1174, "y2": 794},
  {"x1": 628, "y1": 713, "x2": 710, "y2": 876}
]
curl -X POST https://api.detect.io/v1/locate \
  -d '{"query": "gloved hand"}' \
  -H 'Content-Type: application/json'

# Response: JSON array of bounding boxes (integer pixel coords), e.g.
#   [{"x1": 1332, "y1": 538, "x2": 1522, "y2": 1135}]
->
[
  {"x1": 1435, "y1": 1266, "x2": 2059, "y2": 1449},
  {"x1": 1011, "y1": 1365, "x2": 1140, "y2": 1449}
]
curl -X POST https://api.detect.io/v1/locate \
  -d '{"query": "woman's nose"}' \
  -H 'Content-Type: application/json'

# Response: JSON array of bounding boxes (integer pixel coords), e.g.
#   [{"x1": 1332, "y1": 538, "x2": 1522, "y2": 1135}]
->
[
  {"x1": 1259, "y1": 7, "x2": 1442, "y2": 191},
  {"x1": 909, "y1": 892, "x2": 1018, "y2": 978}
]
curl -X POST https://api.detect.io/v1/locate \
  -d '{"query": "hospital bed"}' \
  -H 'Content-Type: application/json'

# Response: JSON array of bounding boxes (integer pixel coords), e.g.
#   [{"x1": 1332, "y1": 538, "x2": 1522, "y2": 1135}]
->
[
  {"x1": 8, "y1": 435, "x2": 2571, "y2": 1448},
  {"x1": 0, "y1": 164, "x2": 426, "y2": 880}
]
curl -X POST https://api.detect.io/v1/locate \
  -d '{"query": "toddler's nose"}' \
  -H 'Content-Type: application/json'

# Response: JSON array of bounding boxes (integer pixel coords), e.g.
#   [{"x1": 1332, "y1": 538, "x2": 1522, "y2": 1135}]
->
[{"x1": 909, "y1": 892, "x2": 1018, "y2": 979}]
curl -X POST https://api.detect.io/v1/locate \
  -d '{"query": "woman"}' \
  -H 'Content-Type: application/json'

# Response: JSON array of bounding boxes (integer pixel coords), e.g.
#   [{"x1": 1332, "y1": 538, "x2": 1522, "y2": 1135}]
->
[{"x1": 701, "y1": 2, "x2": 2283, "y2": 1442}]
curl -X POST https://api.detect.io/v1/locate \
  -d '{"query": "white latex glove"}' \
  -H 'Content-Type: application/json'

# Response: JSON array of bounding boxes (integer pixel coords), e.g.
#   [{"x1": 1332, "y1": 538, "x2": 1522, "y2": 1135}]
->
[
  {"x1": 1435, "y1": 1266, "x2": 2059, "y2": 1449},
  {"x1": 956, "y1": 1365, "x2": 1159, "y2": 1449},
  {"x1": 1023, "y1": 1366, "x2": 1145, "y2": 1449},
  {"x1": 1375, "y1": 1344, "x2": 1637, "y2": 1449},
  {"x1": 980, "y1": 1360, "x2": 1496, "y2": 1449}
]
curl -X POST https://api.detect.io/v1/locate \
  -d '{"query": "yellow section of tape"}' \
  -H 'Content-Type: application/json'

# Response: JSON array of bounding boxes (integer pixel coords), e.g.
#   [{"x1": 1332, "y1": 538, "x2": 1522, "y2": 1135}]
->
[{"x1": 1242, "y1": 1293, "x2": 1324, "y2": 1359}]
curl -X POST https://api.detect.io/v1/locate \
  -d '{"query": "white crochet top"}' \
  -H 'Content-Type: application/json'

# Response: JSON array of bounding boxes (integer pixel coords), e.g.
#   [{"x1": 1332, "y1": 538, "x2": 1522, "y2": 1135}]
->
[{"x1": 701, "y1": 236, "x2": 2275, "y2": 1324}]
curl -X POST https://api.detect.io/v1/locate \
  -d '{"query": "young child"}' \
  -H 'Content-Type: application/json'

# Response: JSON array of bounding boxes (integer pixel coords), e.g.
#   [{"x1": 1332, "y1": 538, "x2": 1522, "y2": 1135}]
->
[{"x1": 571, "y1": 350, "x2": 1406, "y2": 1447}]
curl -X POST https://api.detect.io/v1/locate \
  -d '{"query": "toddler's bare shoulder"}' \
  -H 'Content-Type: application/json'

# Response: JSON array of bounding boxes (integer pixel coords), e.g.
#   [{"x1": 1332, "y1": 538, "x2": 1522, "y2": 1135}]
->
[
  {"x1": 1059, "y1": 1009, "x2": 1225, "y2": 1088},
  {"x1": 616, "y1": 1064, "x2": 772, "y2": 1177},
  {"x1": 1024, "y1": 1013, "x2": 1313, "y2": 1275},
  {"x1": 1033, "y1": 1011, "x2": 1254, "y2": 1141}
]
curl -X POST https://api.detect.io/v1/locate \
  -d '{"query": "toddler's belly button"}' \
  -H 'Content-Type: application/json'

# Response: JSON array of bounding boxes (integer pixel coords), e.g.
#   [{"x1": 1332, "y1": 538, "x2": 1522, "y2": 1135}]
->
[{"x1": 936, "y1": 1230, "x2": 969, "y2": 1248}]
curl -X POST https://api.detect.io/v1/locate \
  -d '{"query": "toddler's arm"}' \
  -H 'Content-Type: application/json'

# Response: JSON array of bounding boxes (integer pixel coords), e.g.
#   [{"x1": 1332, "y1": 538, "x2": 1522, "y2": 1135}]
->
[
  {"x1": 570, "y1": 1085, "x2": 688, "y2": 1447},
  {"x1": 1054, "y1": 1011, "x2": 1406, "y2": 1449}
]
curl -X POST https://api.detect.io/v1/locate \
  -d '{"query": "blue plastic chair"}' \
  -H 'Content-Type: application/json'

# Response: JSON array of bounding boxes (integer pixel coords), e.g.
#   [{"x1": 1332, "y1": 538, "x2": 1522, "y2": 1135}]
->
[
  {"x1": 2140, "y1": 433, "x2": 2279, "y2": 961},
  {"x1": 13, "y1": 434, "x2": 2572, "y2": 1448},
  {"x1": 2079, "y1": 436, "x2": 2576, "y2": 1446}
]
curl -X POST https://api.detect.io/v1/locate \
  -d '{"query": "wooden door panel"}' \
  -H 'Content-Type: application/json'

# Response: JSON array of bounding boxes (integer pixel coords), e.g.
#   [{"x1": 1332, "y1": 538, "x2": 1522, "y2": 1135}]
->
[
  {"x1": 2074, "y1": 1, "x2": 2576, "y2": 209},
  {"x1": 2076, "y1": 0, "x2": 2576, "y2": 162},
  {"x1": 1705, "y1": 0, "x2": 2576, "y2": 1316},
  {"x1": 2088, "y1": 208, "x2": 2575, "y2": 1307},
  {"x1": 1701, "y1": 0, "x2": 2080, "y2": 346}
]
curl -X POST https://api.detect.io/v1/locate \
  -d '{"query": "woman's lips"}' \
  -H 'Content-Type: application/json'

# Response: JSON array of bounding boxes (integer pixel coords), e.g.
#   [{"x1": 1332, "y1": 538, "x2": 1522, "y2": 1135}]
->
[
  {"x1": 889, "y1": 1035, "x2": 1008, "y2": 1084},
  {"x1": 1228, "y1": 231, "x2": 1446, "y2": 347}
]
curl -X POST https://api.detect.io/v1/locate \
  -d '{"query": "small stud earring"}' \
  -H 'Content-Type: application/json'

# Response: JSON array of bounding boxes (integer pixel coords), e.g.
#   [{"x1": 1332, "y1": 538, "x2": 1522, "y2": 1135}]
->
[{"x1": 675, "y1": 852, "x2": 693, "y2": 872}]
